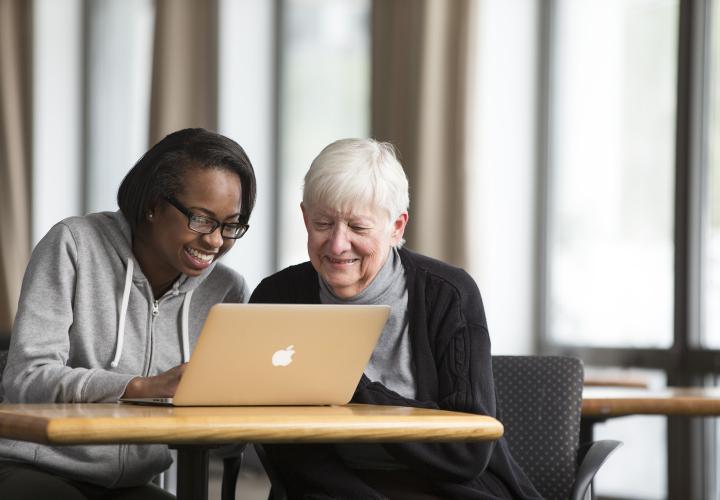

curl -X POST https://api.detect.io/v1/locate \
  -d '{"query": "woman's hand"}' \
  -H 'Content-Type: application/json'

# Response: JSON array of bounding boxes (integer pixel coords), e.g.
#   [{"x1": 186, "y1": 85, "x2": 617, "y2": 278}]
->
[{"x1": 122, "y1": 363, "x2": 188, "y2": 398}]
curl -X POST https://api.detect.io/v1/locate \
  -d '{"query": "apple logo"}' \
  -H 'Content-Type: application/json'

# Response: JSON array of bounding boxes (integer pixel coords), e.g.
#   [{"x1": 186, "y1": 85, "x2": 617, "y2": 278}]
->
[{"x1": 272, "y1": 345, "x2": 295, "y2": 367}]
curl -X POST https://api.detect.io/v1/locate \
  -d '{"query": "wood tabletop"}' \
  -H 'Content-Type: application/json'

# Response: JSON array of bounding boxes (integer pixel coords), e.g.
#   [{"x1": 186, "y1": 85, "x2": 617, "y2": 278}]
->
[
  {"x1": 0, "y1": 403, "x2": 503, "y2": 445},
  {"x1": 583, "y1": 376, "x2": 649, "y2": 389},
  {"x1": 583, "y1": 386, "x2": 720, "y2": 417}
]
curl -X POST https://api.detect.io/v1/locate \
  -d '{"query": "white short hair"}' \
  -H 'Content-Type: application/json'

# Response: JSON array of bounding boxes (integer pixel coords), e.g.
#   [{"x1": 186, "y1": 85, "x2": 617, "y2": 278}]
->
[{"x1": 302, "y1": 138, "x2": 410, "y2": 221}]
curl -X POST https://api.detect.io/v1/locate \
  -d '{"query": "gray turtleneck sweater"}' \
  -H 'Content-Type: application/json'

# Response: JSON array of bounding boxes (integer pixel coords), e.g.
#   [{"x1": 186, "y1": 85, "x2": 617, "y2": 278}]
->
[
  {"x1": 319, "y1": 248, "x2": 416, "y2": 470},
  {"x1": 319, "y1": 247, "x2": 416, "y2": 399}
]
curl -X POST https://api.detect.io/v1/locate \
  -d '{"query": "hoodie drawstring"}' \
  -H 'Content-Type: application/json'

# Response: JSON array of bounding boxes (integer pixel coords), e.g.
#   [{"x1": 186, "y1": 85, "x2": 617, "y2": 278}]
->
[
  {"x1": 181, "y1": 289, "x2": 194, "y2": 363},
  {"x1": 111, "y1": 257, "x2": 134, "y2": 368},
  {"x1": 111, "y1": 258, "x2": 194, "y2": 368}
]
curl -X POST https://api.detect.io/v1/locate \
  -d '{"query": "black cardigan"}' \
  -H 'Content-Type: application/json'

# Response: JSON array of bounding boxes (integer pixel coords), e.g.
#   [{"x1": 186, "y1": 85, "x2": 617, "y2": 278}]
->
[{"x1": 250, "y1": 248, "x2": 542, "y2": 499}]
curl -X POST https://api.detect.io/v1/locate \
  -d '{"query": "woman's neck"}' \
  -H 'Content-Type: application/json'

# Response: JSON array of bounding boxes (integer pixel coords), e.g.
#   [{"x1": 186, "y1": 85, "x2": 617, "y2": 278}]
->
[{"x1": 132, "y1": 233, "x2": 180, "y2": 300}]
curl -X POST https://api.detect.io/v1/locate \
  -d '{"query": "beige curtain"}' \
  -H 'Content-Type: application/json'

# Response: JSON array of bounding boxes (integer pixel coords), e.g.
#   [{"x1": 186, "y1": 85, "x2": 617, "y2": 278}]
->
[
  {"x1": 149, "y1": 0, "x2": 219, "y2": 144},
  {"x1": 0, "y1": 0, "x2": 31, "y2": 338},
  {"x1": 372, "y1": 0, "x2": 473, "y2": 268}
]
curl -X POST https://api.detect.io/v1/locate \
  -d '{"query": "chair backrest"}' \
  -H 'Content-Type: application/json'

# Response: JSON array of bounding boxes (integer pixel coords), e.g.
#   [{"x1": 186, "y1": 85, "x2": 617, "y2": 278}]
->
[{"x1": 492, "y1": 355, "x2": 583, "y2": 500}]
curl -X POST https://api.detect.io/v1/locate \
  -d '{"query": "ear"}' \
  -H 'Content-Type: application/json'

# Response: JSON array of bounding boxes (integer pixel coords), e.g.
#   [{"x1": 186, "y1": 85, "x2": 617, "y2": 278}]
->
[
  {"x1": 390, "y1": 212, "x2": 409, "y2": 245},
  {"x1": 145, "y1": 200, "x2": 160, "y2": 222}
]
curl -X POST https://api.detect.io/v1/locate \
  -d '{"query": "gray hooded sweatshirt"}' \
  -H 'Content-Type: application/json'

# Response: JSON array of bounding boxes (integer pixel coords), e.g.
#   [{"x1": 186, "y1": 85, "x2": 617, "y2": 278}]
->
[{"x1": 0, "y1": 211, "x2": 248, "y2": 487}]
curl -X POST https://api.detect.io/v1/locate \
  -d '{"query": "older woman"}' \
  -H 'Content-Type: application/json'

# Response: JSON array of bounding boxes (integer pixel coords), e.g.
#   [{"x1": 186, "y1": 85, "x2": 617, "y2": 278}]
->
[{"x1": 251, "y1": 139, "x2": 541, "y2": 499}]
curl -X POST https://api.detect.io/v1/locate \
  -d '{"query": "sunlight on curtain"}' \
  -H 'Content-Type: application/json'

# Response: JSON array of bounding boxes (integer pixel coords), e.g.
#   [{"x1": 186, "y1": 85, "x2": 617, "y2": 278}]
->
[{"x1": 0, "y1": 0, "x2": 31, "y2": 336}]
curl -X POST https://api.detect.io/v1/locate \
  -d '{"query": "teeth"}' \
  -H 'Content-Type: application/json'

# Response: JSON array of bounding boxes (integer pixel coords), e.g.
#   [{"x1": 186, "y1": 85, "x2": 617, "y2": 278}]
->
[
  {"x1": 186, "y1": 247, "x2": 214, "y2": 263},
  {"x1": 329, "y1": 257, "x2": 356, "y2": 264}
]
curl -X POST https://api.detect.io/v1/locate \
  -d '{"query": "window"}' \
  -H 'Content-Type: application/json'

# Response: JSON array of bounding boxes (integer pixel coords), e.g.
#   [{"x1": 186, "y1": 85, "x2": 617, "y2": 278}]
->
[
  {"x1": 276, "y1": 0, "x2": 371, "y2": 269},
  {"x1": 543, "y1": 0, "x2": 720, "y2": 496},
  {"x1": 703, "y1": 0, "x2": 720, "y2": 348},
  {"x1": 546, "y1": 0, "x2": 679, "y2": 348}
]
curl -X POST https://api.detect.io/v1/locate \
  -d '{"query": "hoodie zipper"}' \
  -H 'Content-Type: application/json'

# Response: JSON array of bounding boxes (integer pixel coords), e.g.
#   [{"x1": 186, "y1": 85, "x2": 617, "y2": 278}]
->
[
  {"x1": 146, "y1": 299, "x2": 160, "y2": 377},
  {"x1": 116, "y1": 294, "x2": 174, "y2": 485}
]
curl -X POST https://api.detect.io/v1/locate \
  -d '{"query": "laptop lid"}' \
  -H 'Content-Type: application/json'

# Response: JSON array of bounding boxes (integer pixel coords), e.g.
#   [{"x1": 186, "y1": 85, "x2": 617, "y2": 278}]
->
[{"x1": 169, "y1": 303, "x2": 390, "y2": 406}]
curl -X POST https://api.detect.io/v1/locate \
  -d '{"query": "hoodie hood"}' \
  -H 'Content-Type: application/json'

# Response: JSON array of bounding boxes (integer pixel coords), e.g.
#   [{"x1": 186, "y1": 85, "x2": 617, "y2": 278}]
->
[{"x1": 100, "y1": 211, "x2": 211, "y2": 368}]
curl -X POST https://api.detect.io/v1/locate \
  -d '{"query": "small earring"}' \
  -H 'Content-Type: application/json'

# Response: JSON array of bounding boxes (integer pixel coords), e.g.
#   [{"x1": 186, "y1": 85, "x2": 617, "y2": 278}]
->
[{"x1": 147, "y1": 212, "x2": 154, "y2": 220}]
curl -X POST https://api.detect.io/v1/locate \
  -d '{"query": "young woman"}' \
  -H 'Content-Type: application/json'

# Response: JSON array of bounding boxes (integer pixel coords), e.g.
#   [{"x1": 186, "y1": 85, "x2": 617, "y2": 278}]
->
[{"x1": 0, "y1": 128, "x2": 256, "y2": 499}]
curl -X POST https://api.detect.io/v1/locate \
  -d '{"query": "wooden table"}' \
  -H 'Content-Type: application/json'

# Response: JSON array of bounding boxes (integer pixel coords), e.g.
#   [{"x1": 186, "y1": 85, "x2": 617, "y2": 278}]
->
[
  {"x1": 583, "y1": 386, "x2": 720, "y2": 417},
  {"x1": 583, "y1": 376, "x2": 649, "y2": 389},
  {"x1": 0, "y1": 403, "x2": 503, "y2": 499},
  {"x1": 581, "y1": 386, "x2": 720, "y2": 442}
]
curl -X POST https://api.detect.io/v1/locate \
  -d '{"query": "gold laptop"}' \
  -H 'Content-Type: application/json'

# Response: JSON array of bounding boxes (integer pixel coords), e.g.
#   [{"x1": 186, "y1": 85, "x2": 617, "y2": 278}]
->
[{"x1": 121, "y1": 303, "x2": 390, "y2": 406}]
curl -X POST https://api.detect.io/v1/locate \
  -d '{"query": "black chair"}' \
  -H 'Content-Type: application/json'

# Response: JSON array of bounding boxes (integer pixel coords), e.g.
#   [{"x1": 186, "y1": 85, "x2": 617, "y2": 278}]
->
[
  {"x1": 221, "y1": 355, "x2": 620, "y2": 500},
  {"x1": 492, "y1": 355, "x2": 620, "y2": 500}
]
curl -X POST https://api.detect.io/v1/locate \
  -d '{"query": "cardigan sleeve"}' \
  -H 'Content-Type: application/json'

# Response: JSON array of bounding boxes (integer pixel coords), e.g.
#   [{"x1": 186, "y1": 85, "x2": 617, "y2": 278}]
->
[
  {"x1": 349, "y1": 254, "x2": 498, "y2": 482},
  {"x1": 351, "y1": 313, "x2": 497, "y2": 482}
]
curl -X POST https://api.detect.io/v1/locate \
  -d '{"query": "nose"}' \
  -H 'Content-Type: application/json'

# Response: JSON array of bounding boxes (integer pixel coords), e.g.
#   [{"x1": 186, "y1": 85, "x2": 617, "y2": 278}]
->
[
  {"x1": 202, "y1": 227, "x2": 224, "y2": 249},
  {"x1": 328, "y1": 224, "x2": 351, "y2": 254}
]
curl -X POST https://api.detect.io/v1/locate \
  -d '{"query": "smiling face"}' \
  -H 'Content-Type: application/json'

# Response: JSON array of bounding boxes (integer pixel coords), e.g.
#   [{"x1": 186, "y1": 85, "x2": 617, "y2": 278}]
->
[
  {"x1": 134, "y1": 167, "x2": 243, "y2": 296},
  {"x1": 302, "y1": 202, "x2": 408, "y2": 299}
]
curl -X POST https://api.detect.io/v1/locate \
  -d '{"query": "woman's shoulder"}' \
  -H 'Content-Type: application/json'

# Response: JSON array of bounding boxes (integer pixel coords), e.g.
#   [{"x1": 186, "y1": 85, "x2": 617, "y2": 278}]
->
[
  {"x1": 203, "y1": 262, "x2": 249, "y2": 300},
  {"x1": 30, "y1": 212, "x2": 114, "y2": 256},
  {"x1": 400, "y1": 249, "x2": 486, "y2": 326},
  {"x1": 399, "y1": 248, "x2": 477, "y2": 292},
  {"x1": 261, "y1": 261, "x2": 316, "y2": 284},
  {"x1": 40, "y1": 211, "x2": 130, "y2": 249},
  {"x1": 55, "y1": 211, "x2": 125, "y2": 232},
  {"x1": 207, "y1": 262, "x2": 247, "y2": 285},
  {"x1": 251, "y1": 261, "x2": 318, "y2": 303}
]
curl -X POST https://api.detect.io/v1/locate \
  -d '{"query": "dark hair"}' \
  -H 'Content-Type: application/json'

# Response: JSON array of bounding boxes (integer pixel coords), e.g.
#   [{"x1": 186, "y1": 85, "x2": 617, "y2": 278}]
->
[{"x1": 117, "y1": 128, "x2": 257, "y2": 233}]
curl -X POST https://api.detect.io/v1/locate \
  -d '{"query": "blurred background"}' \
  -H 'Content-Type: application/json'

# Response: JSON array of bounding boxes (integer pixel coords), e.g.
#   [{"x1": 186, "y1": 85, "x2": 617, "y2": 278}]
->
[{"x1": 1, "y1": 0, "x2": 719, "y2": 498}]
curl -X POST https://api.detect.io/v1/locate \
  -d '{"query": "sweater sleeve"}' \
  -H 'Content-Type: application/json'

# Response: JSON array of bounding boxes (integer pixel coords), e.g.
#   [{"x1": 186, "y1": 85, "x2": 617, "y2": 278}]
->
[
  {"x1": 2, "y1": 223, "x2": 133, "y2": 403},
  {"x1": 351, "y1": 270, "x2": 497, "y2": 482}
]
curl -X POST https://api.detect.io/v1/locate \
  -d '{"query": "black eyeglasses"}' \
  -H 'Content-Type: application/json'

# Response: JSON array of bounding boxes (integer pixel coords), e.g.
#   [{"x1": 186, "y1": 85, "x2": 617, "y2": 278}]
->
[{"x1": 164, "y1": 196, "x2": 249, "y2": 239}]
